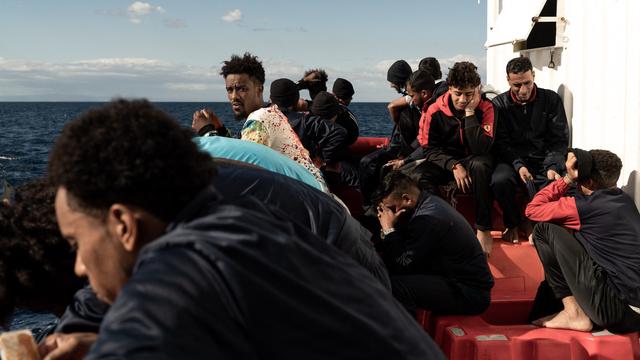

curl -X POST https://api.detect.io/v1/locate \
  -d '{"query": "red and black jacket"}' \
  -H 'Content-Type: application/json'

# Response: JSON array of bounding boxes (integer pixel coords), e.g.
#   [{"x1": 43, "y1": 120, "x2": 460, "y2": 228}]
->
[
  {"x1": 415, "y1": 92, "x2": 495, "y2": 171},
  {"x1": 526, "y1": 179, "x2": 640, "y2": 307}
]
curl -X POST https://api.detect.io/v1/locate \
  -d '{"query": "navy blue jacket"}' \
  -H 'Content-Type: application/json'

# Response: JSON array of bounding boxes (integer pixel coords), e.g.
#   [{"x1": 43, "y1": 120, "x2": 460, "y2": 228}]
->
[{"x1": 86, "y1": 187, "x2": 445, "y2": 359}]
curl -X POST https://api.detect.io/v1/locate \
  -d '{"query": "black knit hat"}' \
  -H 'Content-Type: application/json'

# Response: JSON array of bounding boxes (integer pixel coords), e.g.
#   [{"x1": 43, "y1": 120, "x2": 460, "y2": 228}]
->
[
  {"x1": 569, "y1": 148, "x2": 593, "y2": 182},
  {"x1": 332, "y1": 78, "x2": 355, "y2": 100},
  {"x1": 270, "y1": 78, "x2": 300, "y2": 108},
  {"x1": 386, "y1": 60, "x2": 412, "y2": 86},
  {"x1": 311, "y1": 91, "x2": 340, "y2": 119}
]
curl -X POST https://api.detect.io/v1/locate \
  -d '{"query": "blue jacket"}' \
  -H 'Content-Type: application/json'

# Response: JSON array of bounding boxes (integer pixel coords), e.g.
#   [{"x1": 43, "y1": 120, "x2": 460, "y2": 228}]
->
[{"x1": 86, "y1": 187, "x2": 444, "y2": 359}]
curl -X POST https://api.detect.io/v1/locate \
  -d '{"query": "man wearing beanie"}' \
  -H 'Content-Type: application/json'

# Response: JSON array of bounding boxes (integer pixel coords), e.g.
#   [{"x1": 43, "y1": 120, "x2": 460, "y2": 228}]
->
[
  {"x1": 387, "y1": 60, "x2": 413, "y2": 94},
  {"x1": 332, "y1": 78, "x2": 360, "y2": 146},
  {"x1": 526, "y1": 149, "x2": 640, "y2": 334}
]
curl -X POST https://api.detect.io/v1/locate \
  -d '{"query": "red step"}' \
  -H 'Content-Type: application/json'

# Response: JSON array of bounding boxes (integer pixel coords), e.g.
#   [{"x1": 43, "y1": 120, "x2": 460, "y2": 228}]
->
[{"x1": 416, "y1": 241, "x2": 640, "y2": 359}]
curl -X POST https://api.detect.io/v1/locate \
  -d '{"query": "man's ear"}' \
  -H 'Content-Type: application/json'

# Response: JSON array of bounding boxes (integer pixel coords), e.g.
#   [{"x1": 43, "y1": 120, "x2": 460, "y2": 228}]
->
[
  {"x1": 107, "y1": 204, "x2": 138, "y2": 252},
  {"x1": 401, "y1": 193, "x2": 412, "y2": 204},
  {"x1": 531, "y1": 70, "x2": 535, "y2": 80}
]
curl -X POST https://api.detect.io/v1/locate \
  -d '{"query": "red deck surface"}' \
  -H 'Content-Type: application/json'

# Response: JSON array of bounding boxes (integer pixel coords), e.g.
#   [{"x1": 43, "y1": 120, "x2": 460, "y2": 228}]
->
[{"x1": 417, "y1": 242, "x2": 640, "y2": 360}]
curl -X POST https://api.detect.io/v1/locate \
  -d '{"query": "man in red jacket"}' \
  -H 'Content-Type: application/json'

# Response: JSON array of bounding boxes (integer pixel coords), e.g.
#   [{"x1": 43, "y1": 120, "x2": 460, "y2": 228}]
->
[
  {"x1": 526, "y1": 149, "x2": 640, "y2": 333},
  {"x1": 400, "y1": 62, "x2": 496, "y2": 254}
]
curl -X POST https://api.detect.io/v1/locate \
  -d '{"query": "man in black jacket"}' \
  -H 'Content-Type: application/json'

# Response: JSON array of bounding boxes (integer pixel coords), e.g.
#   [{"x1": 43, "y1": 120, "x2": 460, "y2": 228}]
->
[
  {"x1": 374, "y1": 171, "x2": 493, "y2": 315},
  {"x1": 491, "y1": 56, "x2": 569, "y2": 242},
  {"x1": 41, "y1": 99, "x2": 443, "y2": 359}
]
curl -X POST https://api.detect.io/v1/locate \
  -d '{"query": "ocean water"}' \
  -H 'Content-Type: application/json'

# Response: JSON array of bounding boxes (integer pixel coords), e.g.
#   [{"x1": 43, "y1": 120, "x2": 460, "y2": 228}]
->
[{"x1": 0, "y1": 102, "x2": 392, "y2": 193}]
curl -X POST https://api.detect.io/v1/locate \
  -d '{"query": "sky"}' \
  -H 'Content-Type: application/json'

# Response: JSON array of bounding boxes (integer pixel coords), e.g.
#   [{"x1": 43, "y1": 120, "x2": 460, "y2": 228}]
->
[{"x1": 0, "y1": 0, "x2": 488, "y2": 102}]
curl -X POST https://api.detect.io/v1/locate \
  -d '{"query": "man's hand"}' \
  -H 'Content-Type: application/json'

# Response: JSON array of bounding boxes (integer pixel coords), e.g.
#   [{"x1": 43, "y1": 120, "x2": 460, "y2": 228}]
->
[
  {"x1": 377, "y1": 203, "x2": 405, "y2": 229},
  {"x1": 453, "y1": 164, "x2": 472, "y2": 193},
  {"x1": 518, "y1": 166, "x2": 534, "y2": 183},
  {"x1": 546, "y1": 169, "x2": 561, "y2": 180},
  {"x1": 564, "y1": 152, "x2": 579, "y2": 184},
  {"x1": 385, "y1": 159, "x2": 405, "y2": 170},
  {"x1": 191, "y1": 109, "x2": 223, "y2": 133},
  {"x1": 464, "y1": 86, "x2": 481, "y2": 116},
  {"x1": 39, "y1": 332, "x2": 97, "y2": 360}
]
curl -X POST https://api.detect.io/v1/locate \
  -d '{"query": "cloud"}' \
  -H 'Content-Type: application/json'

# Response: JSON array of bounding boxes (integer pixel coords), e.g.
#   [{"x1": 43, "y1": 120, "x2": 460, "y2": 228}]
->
[
  {"x1": 222, "y1": 9, "x2": 242, "y2": 23},
  {"x1": 0, "y1": 54, "x2": 487, "y2": 102},
  {"x1": 127, "y1": 1, "x2": 166, "y2": 24},
  {"x1": 164, "y1": 18, "x2": 187, "y2": 28},
  {"x1": 0, "y1": 57, "x2": 221, "y2": 101}
]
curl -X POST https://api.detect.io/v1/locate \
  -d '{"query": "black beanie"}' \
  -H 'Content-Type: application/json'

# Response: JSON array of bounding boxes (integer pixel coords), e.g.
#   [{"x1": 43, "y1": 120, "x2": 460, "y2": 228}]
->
[
  {"x1": 569, "y1": 148, "x2": 593, "y2": 182},
  {"x1": 311, "y1": 91, "x2": 340, "y2": 119},
  {"x1": 270, "y1": 78, "x2": 300, "y2": 108},
  {"x1": 332, "y1": 78, "x2": 355, "y2": 100},
  {"x1": 386, "y1": 60, "x2": 412, "y2": 86}
]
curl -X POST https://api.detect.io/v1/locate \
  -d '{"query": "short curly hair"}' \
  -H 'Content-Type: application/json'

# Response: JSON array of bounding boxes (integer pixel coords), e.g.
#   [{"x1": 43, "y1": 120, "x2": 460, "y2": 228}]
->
[
  {"x1": 48, "y1": 99, "x2": 217, "y2": 222},
  {"x1": 446, "y1": 61, "x2": 481, "y2": 89},
  {"x1": 303, "y1": 68, "x2": 329, "y2": 83},
  {"x1": 589, "y1": 149, "x2": 622, "y2": 189},
  {"x1": 220, "y1": 52, "x2": 265, "y2": 85},
  {"x1": 0, "y1": 179, "x2": 83, "y2": 324}
]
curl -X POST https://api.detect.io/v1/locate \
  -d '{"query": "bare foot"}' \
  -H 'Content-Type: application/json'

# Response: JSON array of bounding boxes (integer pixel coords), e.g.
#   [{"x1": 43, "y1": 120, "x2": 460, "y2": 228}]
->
[
  {"x1": 477, "y1": 230, "x2": 493, "y2": 256},
  {"x1": 539, "y1": 309, "x2": 593, "y2": 331},
  {"x1": 502, "y1": 227, "x2": 519, "y2": 243},
  {"x1": 534, "y1": 297, "x2": 593, "y2": 332}
]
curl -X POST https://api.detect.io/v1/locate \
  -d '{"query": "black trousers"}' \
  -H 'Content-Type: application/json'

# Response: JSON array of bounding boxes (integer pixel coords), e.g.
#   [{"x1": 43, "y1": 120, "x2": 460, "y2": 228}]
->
[
  {"x1": 533, "y1": 222, "x2": 640, "y2": 333},
  {"x1": 391, "y1": 274, "x2": 490, "y2": 316},
  {"x1": 415, "y1": 154, "x2": 494, "y2": 230},
  {"x1": 491, "y1": 162, "x2": 552, "y2": 228}
]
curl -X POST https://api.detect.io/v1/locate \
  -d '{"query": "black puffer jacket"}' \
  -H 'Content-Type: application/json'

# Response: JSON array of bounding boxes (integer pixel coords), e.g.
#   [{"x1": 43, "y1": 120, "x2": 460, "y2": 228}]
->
[{"x1": 86, "y1": 187, "x2": 445, "y2": 360}]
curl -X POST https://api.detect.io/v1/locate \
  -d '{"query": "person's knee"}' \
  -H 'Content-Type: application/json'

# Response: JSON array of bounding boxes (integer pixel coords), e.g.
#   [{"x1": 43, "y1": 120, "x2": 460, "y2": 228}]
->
[{"x1": 532, "y1": 222, "x2": 559, "y2": 245}]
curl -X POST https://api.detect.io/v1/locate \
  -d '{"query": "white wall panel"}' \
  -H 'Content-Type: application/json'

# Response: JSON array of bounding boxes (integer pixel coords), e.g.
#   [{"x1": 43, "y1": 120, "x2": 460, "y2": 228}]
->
[{"x1": 486, "y1": 0, "x2": 640, "y2": 206}]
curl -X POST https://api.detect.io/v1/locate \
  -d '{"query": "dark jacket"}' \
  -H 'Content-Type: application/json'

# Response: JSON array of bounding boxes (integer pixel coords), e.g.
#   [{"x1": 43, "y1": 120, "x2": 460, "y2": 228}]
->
[
  {"x1": 87, "y1": 187, "x2": 445, "y2": 359},
  {"x1": 284, "y1": 110, "x2": 348, "y2": 165},
  {"x1": 492, "y1": 86, "x2": 569, "y2": 173},
  {"x1": 377, "y1": 191, "x2": 494, "y2": 292},
  {"x1": 415, "y1": 92, "x2": 495, "y2": 170},
  {"x1": 336, "y1": 105, "x2": 359, "y2": 146},
  {"x1": 56, "y1": 163, "x2": 392, "y2": 333}
]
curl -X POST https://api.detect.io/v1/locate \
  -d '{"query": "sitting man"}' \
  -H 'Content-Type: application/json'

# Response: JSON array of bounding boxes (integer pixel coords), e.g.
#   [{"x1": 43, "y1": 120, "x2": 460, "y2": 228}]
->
[
  {"x1": 374, "y1": 171, "x2": 493, "y2": 315},
  {"x1": 41, "y1": 99, "x2": 444, "y2": 359},
  {"x1": 410, "y1": 61, "x2": 496, "y2": 254},
  {"x1": 492, "y1": 56, "x2": 569, "y2": 243},
  {"x1": 331, "y1": 77, "x2": 360, "y2": 146},
  {"x1": 526, "y1": 149, "x2": 640, "y2": 333},
  {"x1": 359, "y1": 60, "x2": 418, "y2": 209}
]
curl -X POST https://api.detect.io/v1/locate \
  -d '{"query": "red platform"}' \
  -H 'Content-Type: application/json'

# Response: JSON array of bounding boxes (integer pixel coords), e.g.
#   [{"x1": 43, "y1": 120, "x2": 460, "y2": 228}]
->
[{"x1": 416, "y1": 242, "x2": 640, "y2": 360}]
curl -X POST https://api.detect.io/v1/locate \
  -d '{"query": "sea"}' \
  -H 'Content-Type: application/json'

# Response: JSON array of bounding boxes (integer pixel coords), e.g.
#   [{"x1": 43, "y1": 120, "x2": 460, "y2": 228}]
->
[
  {"x1": 0, "y1": 102, "x2": 392, "y2": 193},
  {"x1": 0, "y1": 101, "x2": 393, "y2": 339}
]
